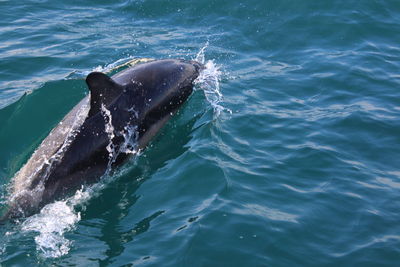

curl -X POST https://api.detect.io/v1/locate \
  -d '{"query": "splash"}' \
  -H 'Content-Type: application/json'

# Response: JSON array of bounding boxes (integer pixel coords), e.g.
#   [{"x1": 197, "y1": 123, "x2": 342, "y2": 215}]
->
[
  {"x1": 21, "y1": 201, "x2": 80, "y2": 258},
  {"x1": 101, "y1": 104, "x2": 139, "y2": 171},
  {"x1": 120, "y1": 123, "x2": 139, "y2": 155},
  {"x1": 19, "y1": 184, "x2": 107, "y2": 258},
  {"x1": 101, "y1": 104, "x2": 117, "y2": 171},
  {"x1": 194, "y1": 41, "x2": 209, "y2": 65},
  {"x1": 194, "y1": 42, "x2": 231, "y2": 116}
]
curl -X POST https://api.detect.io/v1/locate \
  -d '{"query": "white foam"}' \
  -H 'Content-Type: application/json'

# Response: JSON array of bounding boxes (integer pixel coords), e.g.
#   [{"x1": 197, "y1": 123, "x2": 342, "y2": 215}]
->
[
  {"x1": 19, "y1": 181, "x2": 110, "y2": 258},
  {"x1": 21, "y1": 200, "x2": 80, "y2": 258}
]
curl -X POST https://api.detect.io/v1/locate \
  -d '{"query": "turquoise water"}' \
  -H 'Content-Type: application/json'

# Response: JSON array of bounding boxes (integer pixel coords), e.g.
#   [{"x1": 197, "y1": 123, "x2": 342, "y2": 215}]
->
[{"x1": 1, "y1": 0, "x2": 400, "y2": 265}]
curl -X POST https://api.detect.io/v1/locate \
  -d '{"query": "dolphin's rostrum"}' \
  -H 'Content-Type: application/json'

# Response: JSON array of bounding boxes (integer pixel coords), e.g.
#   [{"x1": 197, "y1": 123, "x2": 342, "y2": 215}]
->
[{"x1": 3, "y1": 59, "x2": 203, "y2": 221}]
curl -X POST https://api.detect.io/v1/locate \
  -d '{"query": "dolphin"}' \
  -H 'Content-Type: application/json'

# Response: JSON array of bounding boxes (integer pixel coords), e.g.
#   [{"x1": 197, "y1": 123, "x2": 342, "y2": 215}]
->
[{"x1": 2, "y1": 59, "x2": 203, "y2": 221}]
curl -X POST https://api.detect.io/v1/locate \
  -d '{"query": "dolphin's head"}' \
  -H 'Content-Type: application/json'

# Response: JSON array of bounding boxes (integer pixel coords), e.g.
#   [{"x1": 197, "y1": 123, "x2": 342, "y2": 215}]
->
[{"x1": 190, "y1": 60, "x2": 205, "y2": 72}]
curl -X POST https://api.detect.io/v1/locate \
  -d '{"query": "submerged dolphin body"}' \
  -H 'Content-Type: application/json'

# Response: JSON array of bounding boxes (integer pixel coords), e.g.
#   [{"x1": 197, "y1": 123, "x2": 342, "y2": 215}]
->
[{"x1": 3, "y1": 59, "x2": 203, "y2": 220}]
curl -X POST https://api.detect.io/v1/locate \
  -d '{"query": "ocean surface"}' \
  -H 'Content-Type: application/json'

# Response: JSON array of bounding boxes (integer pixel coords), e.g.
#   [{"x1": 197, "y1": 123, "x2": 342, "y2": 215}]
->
[{"x1": 1, "y1": 0, "x2": 400, "y2": 266}]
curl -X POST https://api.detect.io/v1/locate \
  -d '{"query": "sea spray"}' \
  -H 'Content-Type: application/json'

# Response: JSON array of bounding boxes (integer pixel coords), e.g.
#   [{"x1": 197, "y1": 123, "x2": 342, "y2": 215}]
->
[
  {"x1": 194, "y1": 42, "x2": 231, "y2": 116},
  {"x1": 21, "y1": 200, "x2": 80, "y2": 258}
]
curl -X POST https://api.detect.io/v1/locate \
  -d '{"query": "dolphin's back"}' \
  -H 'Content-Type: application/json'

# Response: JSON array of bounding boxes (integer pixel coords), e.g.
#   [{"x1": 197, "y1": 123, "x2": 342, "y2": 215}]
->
[
  {"x1": 11, "y1": 97, "x2": 90, "y2": 195},
  {"x1": 4, "y1": 59, "x2": 203, "y2": 220}
]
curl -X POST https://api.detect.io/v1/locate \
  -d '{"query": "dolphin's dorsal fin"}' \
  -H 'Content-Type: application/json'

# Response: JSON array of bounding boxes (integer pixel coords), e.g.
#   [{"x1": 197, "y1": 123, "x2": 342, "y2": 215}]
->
[{"x1": 85, "y1": 72, "x2": 124, "y2": 117}]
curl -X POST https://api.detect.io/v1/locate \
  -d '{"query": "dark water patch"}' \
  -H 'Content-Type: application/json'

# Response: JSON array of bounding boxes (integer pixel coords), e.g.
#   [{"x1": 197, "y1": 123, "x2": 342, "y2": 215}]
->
[{"x1": 0, "y1": 79, "x2": 86, "y2": 180}]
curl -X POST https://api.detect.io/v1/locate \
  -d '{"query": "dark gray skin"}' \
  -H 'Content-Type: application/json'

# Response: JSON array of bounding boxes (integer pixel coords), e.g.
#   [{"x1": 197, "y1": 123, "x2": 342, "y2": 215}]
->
[{"x1": 3, "y1": 59, "x2": 203, "y2": 221}]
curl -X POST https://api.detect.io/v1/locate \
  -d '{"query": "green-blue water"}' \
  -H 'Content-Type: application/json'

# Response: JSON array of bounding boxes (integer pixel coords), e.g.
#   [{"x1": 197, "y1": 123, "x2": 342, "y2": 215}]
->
[{"x1": 1, "y1": 0, "x2": 400, "y2": 266}]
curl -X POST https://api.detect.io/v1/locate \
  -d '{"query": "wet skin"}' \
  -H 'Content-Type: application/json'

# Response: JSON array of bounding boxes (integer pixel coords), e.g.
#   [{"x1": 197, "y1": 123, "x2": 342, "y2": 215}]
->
[{"x1": 3, "y1": 59, "x2": 203, "y2": 220}]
